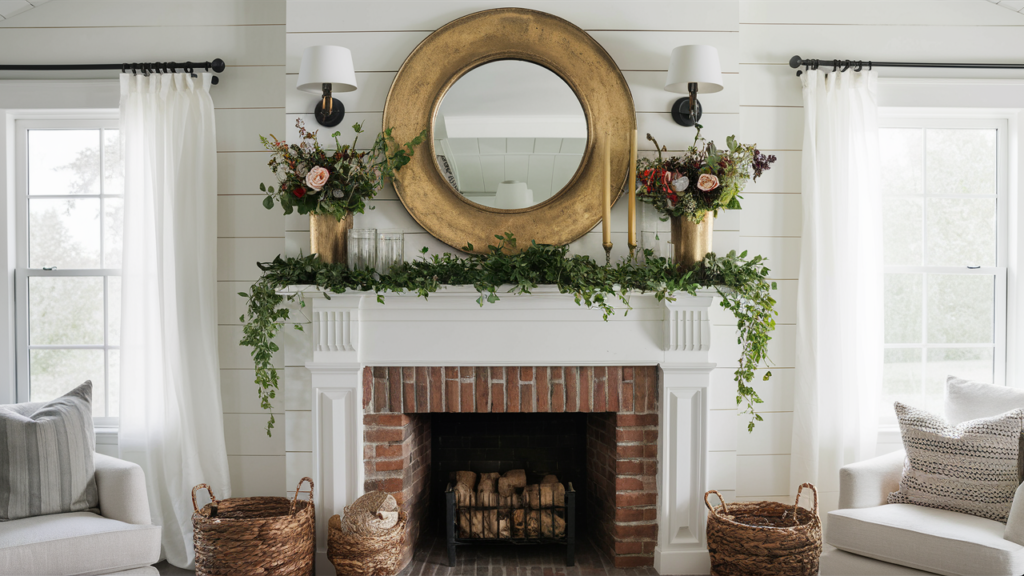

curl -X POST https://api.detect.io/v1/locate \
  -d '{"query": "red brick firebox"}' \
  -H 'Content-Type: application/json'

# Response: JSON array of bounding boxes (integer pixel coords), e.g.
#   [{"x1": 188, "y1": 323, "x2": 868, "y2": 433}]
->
[{"x1": 362, "y1": 366, "x2": 660, "y2": 570}]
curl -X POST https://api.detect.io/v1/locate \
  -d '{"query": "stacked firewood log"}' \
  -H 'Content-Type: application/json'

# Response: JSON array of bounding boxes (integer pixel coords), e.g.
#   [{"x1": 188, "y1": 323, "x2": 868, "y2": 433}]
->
[{"x1": 452, "y1": 470, "x2": 567, "y2": 539}]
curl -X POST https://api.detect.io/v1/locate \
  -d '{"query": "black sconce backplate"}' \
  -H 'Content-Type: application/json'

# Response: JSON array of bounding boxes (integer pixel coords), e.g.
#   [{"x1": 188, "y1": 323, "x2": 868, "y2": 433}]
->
[
  {"x1": 671, "y1": 96, "x2": 702, "y2": 127},
  {"x1": 314, "y1": 97, "x2": 345, "y2": 127}
]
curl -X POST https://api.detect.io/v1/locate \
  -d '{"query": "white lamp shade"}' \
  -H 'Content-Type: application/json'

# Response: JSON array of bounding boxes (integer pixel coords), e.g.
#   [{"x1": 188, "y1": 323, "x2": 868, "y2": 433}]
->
[
  {"x1": 495, "y1": 181, "x2": 534, "y2": 209},
  {"x1": 296, "y1": 45, "x2": 357, "y2": 94},
  {"x1": 665, "y1": 45, "x2": 723, "y2": 94}
]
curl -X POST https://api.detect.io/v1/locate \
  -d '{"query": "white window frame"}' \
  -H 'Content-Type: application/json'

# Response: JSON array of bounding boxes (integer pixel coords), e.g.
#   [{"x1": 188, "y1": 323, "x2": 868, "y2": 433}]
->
[
  {"x1": 878, "y1": 112, "x2": 1010, "y2": 427},
  {"x1": 12, "y1": 115, "x2": 121, "y2": 426}
]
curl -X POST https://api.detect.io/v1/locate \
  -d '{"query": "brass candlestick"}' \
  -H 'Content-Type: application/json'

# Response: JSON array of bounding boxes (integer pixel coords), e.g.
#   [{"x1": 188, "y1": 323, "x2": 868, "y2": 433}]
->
[
  {"x1": 603, "y1": 242, "x2": 613, "y2": 266},
  {"x1": 628, "y1": 241, "x2": 637, "y2": 260}
]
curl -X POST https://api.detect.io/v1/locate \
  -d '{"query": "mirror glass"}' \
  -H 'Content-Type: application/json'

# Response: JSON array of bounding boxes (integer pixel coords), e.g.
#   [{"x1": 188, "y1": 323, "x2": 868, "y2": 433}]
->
[{"x1": 434, "y1": 60, "x2": 587, "y2": 210}]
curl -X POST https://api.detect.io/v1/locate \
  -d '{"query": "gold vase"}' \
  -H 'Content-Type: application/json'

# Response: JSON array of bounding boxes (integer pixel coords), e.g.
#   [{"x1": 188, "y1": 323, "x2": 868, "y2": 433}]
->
[
  {"x1": 310, "y1": 212, "x2": 353, "y2": 265},
  {"x1": 670, "y1": 212, "x2": 714, "y2": 270}
]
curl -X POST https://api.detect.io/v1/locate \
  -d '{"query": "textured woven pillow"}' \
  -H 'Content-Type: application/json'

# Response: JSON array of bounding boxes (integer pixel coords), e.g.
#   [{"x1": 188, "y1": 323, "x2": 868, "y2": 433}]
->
[
  {"x1": 0, "y1": 381, "x2": 98, "y2": 521},
  {"x1": 889, "y1": 401, "x2": 1023, "y2": 523}
]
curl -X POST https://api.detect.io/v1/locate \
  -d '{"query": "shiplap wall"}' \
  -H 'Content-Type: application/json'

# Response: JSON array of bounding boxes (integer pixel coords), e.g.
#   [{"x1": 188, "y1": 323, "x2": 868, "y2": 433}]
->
[
  {"x1": 282, "y1": 0, "x2": 1024, "y2": 508},
  {"x1": 0, "y1": 0, "x2": 290, "y2": 498},
  {"x1": 6, "y1": 0, "x2": 1023, "y2": 511}
]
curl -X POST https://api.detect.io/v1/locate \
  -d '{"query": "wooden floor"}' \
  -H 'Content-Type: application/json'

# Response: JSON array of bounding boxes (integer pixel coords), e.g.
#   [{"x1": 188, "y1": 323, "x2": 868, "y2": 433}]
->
[{"x1": 397, "y1": 532, "x2": 667, "y2": 576}]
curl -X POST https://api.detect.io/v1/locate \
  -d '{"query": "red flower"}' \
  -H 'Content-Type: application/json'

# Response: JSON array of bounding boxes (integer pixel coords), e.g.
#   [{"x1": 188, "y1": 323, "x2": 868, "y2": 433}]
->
[{"x1": 292, "y1": 187, "x2": 306, "y2": 199}]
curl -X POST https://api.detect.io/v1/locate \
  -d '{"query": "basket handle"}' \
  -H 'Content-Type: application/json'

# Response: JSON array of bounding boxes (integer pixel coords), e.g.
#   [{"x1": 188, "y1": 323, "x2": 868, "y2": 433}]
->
[
  {"x1": 793, "y1": 483, "x2": 819, "y2": 517},
  {"x1": 290, "y1": 477, "x2": 315, "y2": 514},
  {"x1": 192, "y1": 484, "x2": 218, "y2": 516},
  {"x1": 704, "y1": 490, "x2": 728, "y2": 517}
]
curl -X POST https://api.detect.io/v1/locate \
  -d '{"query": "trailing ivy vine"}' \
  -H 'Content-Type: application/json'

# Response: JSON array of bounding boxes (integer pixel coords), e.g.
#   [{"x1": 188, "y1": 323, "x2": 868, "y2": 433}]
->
[{"x1": 239, "y1": 233, "x2": 777, "y2": 435}]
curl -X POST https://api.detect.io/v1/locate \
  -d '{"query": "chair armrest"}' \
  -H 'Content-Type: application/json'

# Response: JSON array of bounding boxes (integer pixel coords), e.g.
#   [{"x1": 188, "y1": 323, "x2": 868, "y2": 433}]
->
[
  {"x1": 838, "y1": 449, "x2": 905, "y2": 510},
  {"x1": 1004, "y1": 482, "x2": 1024, "y2": 545},
  {"x1": 93, "y1": 452, "x2": 153, "y2": 525}
]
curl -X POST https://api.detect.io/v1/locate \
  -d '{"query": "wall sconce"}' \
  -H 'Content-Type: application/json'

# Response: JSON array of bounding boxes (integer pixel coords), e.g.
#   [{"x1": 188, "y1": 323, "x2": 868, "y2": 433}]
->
[
  {"x1": 296, "y1": 45, "x2": 358, "y2": 127},
  {"x1": 664, "y1": 45, "x2": 723, "y2": 126}
]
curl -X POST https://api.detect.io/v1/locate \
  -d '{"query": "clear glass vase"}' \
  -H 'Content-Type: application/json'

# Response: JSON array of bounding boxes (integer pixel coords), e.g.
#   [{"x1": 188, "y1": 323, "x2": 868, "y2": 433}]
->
[
  {"x1": 376, "y1": 232, "x2": 404, "y2": 275},
  {"x1": 347, "y1": 229, "x2": 377, "y2": 271}
]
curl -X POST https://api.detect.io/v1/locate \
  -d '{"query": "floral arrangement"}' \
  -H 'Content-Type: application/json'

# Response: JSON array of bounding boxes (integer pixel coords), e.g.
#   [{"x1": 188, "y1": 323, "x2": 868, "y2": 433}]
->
[
  {"x1": 259, "y1": 119, "x2": 426, "y2": 220},
  {"x1": 636, "y1": 128, "x2": 776, "y2": 223}
]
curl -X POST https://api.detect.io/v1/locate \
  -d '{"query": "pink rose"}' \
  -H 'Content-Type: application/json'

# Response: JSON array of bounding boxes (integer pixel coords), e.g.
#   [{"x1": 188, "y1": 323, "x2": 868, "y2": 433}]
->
[
  {"x1": 305, "y1": 166, "x2": 330, "y2": 191},
  {"x1": 697, "y1": 174, "x2": 720, "y2": 192}
]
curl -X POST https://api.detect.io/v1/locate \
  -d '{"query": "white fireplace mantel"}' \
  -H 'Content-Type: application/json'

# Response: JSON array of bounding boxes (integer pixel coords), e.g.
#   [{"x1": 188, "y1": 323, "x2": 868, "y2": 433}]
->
[{"x1": 291, "y1": 285, "x2": 723, "y2": 575}]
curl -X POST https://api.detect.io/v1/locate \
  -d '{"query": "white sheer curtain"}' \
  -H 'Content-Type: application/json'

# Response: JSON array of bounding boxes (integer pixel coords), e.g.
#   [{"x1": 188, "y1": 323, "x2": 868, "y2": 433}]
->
[
  {"x1": 790, "y1": 70, "x2": 883, "y2": 511},
  {"x1": 118, "y1": 72, "x2": 231, "y2": 569}
]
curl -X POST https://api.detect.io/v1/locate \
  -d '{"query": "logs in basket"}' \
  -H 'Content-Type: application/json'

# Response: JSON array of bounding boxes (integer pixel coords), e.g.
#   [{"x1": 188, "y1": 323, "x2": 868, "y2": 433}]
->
[
  {"x1": 191, "y1": 477, "x2": 315, "y2": 576},
  {"x1": 704, "y1": 483, "x2": 822, "y2": 576},
  {"x1": 328, "y1": 490, "x2": 407, "y2": 576}
]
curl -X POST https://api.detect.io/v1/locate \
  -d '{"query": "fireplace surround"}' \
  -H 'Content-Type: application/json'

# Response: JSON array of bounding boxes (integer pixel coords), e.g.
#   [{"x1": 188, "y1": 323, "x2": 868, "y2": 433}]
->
[{"x1": 295, "y1": 285, "x2": 724, "y2": 575}]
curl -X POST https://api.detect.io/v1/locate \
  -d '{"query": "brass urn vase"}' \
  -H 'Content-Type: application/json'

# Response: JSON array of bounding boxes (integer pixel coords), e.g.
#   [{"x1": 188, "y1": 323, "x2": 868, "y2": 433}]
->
[
  {"x1": 310, "y1": 212, "x2": 353, "y2": 265},
  {"x1": 670, "y1": 212, "x2": 714, "y2": 270}
]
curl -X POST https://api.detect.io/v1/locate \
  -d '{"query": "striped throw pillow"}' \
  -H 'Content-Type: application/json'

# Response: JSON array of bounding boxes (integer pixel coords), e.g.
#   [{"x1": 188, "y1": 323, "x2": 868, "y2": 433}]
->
[
  {"x1": 0, "y1": 381, "x2": 99, "y2": 521},
  {"x1": 889, "y1": 401, "x2": 1024, "y2": 523}
]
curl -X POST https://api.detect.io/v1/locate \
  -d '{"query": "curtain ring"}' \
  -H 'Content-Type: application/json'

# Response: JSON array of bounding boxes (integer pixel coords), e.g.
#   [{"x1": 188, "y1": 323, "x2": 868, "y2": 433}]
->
[
  {"x1": 841, "y1": 60, "x2": 851, "y2": 72},
  {"x1": 832, "y1": 59, "x2": 839, "y2": 72},
  {"x1": 868, "y1": 61, "x2": 873, "y2": 71}
]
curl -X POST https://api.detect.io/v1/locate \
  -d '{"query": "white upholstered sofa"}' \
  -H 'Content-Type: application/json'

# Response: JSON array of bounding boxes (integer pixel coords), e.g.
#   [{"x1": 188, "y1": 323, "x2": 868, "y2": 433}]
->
[
  {"x1": 0, "y1": 453, "x2": 161, "y2": 576},
  {"x1": 821, "y1": 378, "x2": 1024, "y2": 576}
]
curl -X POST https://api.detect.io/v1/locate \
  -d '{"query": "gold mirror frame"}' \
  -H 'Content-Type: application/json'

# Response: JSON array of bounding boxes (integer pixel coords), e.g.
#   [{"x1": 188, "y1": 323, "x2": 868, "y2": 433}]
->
[{"x1": 383, "y1": 8, "x2": 636, "y2": 253}]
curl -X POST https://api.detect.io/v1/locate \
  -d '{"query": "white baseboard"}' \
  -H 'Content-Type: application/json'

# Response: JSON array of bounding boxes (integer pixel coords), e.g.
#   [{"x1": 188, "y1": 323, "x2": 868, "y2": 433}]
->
[{"x1": 655, "y1": 547, "x2": 711, "y2": 575}]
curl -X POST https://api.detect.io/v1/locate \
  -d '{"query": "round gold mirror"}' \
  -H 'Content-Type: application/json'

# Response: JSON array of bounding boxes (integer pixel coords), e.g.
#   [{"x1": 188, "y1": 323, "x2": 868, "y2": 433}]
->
[{"x1": 383, "y1": 8, "x2": 636, "y2": 253}]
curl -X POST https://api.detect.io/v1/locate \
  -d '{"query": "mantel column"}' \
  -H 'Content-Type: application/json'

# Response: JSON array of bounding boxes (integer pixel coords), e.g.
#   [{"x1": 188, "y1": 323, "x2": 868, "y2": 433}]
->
[
  {"x1": 656, "y1": 294, "x2": 716, "y2": 575},
  {"x1": 304, "y1": 292, "x2": 365, "y2": 574}
]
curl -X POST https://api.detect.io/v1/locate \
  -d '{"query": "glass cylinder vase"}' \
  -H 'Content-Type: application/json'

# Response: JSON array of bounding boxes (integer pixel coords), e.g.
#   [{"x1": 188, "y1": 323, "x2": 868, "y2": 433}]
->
[
  {"x1": 376, "y1": 232, "x2": 405, "y2": 275},
  {"x1": 347, "y1": 228, "x2": 377, "y2": 271}
]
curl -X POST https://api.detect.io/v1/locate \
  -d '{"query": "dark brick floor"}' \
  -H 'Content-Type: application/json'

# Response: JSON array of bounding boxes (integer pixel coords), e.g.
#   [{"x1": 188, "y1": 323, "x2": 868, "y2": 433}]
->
[{"x1": 397, "y1": 532, "x2": 673, "y2": 576}]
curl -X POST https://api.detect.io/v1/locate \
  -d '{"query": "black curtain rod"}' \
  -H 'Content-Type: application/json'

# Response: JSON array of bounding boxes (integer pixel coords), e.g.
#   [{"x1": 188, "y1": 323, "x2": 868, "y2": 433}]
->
[
  {"x1": 0, "y1": 58, "x2": 226, "y2": 83},
  {"x1": 789, "y1": 55, "x2": 1024, "y2": 76}
]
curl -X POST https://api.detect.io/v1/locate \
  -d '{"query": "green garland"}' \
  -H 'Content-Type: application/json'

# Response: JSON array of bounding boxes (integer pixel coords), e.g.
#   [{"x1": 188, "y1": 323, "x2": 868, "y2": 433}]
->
[{"x1": 239, "y1": 233, "x2": 777, "y2": 435}]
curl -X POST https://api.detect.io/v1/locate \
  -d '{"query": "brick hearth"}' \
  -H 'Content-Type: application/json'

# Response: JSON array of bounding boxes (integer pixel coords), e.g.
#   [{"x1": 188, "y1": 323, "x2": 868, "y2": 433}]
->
[{"x1": 361, "y1": 366, "x2": 660, "y2": 571}]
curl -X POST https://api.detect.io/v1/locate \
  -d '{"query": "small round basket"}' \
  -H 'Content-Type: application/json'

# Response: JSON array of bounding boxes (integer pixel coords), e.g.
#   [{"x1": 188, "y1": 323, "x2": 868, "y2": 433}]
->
[
  {"x1": 327, "y1": 491, "x2": 408, "y2": 576},
  {"x1": 705, "y1": 483, "x2": 822, "y2": 576},
  {"x1": 192, "y1": 477, "x2": 315, "y2": 576}
]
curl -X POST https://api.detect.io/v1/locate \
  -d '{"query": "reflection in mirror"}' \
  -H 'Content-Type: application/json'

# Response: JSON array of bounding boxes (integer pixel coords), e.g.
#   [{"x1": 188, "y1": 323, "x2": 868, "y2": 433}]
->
[{"x1": 435, "y1": 60, "x2": 587, "y2": 209}]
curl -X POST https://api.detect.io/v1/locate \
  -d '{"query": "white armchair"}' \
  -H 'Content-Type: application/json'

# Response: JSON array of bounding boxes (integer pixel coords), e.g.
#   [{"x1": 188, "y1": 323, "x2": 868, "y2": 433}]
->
[
  {"x1": 820, "y1": 449, "x2": 1024, "y2": 575},
  {"x1": 0, "y1": 453, "x2": 162, "y2": 576}
]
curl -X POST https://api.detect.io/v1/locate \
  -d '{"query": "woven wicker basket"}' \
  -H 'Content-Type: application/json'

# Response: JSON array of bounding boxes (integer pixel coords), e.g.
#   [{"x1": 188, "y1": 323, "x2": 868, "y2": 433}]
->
[
  {"x1": 192, "y1": 477, "x2": 315, "y2": 576},
  {"x1": 327, "y1": 492, "x2": 408, "y2": 576},
  {"x1": 705, "y1": 483, "x2": 822, "y2": 576}
]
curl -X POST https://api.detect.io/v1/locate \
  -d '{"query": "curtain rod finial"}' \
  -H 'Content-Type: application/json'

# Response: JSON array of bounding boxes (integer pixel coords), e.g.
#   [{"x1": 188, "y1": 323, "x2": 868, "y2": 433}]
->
[{"x1": 789, "y1": 55, "x2": 802, "y2": 69}]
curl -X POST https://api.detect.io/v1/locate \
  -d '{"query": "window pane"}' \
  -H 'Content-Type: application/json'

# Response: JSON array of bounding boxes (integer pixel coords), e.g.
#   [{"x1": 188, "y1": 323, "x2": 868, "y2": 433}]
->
[
  {"x1": 29, "y1": 276, "x2": 104, "y2": 346},
  {"x1": 29, "y1": 198, "x2": 101, "y2": 269},
  {"x1": 927, "y1": 274, "x2": 994, "y2": 344},
  {"x1": 926, "y1": 129, "x2": 997, "y2": 196},
  {"x1": 104, "y1": 197, "x2": 123, "y2": 268},
  {"x1": 882, "y1": 348, "x2": 928, "y2": 413},
  {"x1": 28, "y1": 130, "x2": 101, "y2": 196},
  {"x1": 880, "y1": 128, "x2": 923, "y2": 196},
  {"x1": 108, "y1": 276, "x2": 121, "y2": 346},
  {"x1": 926, "y1": 197, "x2": 996, "y2": 267},
  {"x1": 103, "y1": 129, "x2": 123, "y2": 195},
  {"x1": 885, "y1": 274, "x2": 922, "y2": 344},
  {"x1": 883, "y1": 198, "x2": 923, "y2": 265},
  {"x1": 30, "y1": 348, "x2": 105, "y2": 416},
  {"x1": 927, "y1": 347, "x2": 994, "y2": 391}
]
